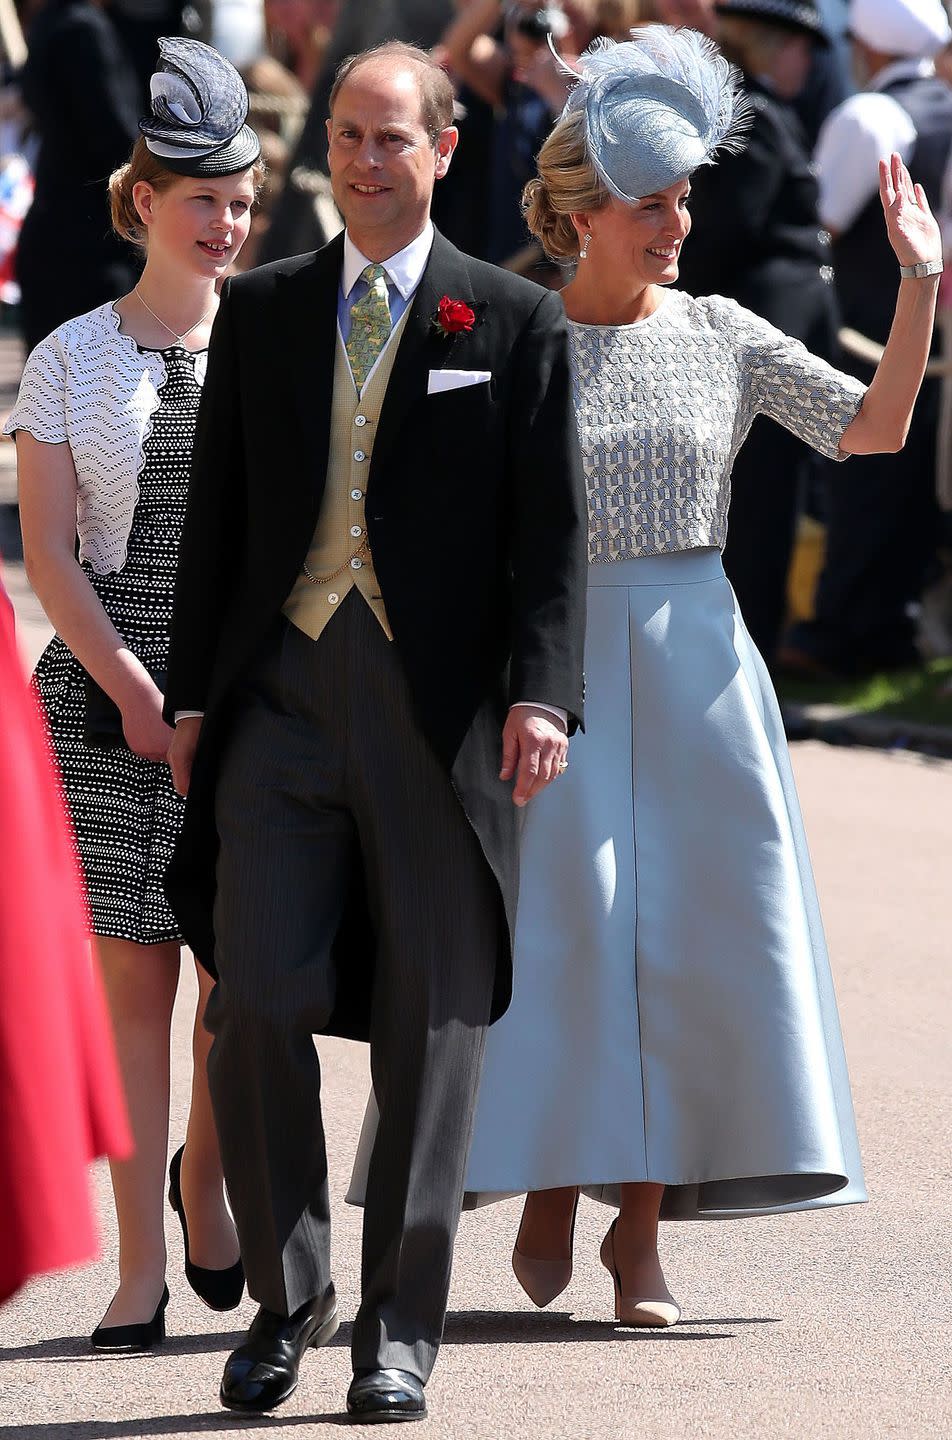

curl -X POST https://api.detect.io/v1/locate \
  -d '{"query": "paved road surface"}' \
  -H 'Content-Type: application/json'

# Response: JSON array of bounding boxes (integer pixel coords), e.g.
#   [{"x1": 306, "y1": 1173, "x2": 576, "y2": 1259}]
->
[{"x1": 2, "y1": 565, "x2": 950, "y2": 1439}]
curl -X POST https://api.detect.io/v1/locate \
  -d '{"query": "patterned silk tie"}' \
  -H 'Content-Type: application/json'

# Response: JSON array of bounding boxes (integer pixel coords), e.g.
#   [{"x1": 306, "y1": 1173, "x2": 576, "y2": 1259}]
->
[{"x1": 346, "y1": 263, "x2": 392, "y2": 390}]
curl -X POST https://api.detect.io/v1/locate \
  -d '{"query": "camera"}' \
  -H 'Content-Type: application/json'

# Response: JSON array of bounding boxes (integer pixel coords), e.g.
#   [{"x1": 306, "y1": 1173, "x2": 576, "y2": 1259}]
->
[{"x1": 505, "y1": 5, "x2": 568, "y2": 42}]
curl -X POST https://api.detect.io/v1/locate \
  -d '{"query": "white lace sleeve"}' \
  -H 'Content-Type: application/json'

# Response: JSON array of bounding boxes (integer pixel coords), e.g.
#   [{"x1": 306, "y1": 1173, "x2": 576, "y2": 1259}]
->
[
  {"x1": 3, "y1": 333, "x2": 69, "y2": 444},
  {"x1": 725, "y1": 300, "x2": 866, "y2": 461}
]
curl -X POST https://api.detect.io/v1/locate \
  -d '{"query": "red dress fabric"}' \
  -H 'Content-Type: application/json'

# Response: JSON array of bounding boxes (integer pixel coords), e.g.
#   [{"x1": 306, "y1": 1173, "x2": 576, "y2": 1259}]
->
[{"x1": 0, "y1": 579, "x2": 130, "y2": 1304}]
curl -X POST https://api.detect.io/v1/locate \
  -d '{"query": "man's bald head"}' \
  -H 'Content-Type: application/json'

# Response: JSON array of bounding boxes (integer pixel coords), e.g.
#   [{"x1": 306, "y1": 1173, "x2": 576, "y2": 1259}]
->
[{"x1": 329, "y1": 41, "x2": 455, "y2": 145}]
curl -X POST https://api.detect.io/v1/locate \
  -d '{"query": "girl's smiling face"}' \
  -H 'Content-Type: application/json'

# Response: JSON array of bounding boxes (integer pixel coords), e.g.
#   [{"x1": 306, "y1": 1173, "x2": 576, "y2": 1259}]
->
[{"x1": 132, "y1": 170, "x2": 257, "y2": 275}]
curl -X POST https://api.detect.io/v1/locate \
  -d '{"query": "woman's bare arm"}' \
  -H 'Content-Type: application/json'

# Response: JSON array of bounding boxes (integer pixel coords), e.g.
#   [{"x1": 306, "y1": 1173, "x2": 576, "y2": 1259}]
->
[
  {"x1": 441, "y1": 0, "x2": 510, "y2": 108},
  {"x1": 840, "y1": 153, "x2": 943, "y2": 456}
]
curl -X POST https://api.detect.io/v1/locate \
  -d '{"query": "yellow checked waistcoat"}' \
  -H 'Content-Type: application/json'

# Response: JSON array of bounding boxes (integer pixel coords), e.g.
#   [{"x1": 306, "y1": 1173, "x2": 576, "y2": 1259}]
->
[{"x1": 283, "y1": 308, "x2": 411, "y2": 642}]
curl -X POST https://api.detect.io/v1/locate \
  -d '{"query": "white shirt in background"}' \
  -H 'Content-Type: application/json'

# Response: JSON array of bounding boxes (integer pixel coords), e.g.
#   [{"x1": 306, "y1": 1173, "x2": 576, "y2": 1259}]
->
[{"x1": 814, "y1": 58, "x2": 933, "y2": 233}]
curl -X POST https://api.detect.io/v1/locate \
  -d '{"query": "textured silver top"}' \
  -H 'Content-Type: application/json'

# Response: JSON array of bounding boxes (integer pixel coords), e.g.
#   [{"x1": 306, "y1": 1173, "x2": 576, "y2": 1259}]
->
[{"x1": 569, "y1": 290, "x2": 866, "y2": 565}]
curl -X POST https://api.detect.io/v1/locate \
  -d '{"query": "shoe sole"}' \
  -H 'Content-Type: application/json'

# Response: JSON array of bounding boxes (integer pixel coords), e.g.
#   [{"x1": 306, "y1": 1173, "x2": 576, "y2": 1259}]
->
[
  {"x1": 219, "y1": 1304, "x2": 340, "y2": 1414},
  {"x1": 345, "y1": 1407, "x2": 427, "y2": 1423}
]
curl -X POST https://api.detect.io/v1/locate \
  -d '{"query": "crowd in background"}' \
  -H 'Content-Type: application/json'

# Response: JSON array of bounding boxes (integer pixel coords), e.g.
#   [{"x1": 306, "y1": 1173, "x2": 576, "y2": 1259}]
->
[{"x1": 1, "y1": 0, "x2": 952, "y2": 678}]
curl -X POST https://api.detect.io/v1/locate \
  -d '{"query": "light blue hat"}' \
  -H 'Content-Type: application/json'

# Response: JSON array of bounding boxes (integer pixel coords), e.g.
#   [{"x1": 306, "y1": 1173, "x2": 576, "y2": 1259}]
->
[{"x1": 561, "y1": 26, "x2": 750, "y2": 203}]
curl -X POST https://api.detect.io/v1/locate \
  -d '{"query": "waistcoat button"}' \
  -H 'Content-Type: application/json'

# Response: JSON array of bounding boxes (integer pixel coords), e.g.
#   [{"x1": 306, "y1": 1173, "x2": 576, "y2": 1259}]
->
[
  {"x1": 355, "y1": 414, "x2": 367, "y2": 427},
  {"x1": 350, "y1": 525, "x2": 363, "y2": 537},
  {"x1": 354, "y1": 450, "x2": 366, "y2": 462},
  {"x1": 328, "y1": 592, "x2": 340, "y2": 604},
  {"x1": 351, "y1": 488, "x2": 363, "y2": 500},
  {"x1": 351, "y1": 557, "x2": 363, "y2": 569}
]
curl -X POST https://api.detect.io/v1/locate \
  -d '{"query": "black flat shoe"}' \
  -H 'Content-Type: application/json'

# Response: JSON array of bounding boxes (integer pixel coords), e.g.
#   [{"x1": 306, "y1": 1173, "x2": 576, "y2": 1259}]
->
[
  {"x1": 219, "y1": 1287, "x2": 339, "y2": 1413},
  {"x1": 168, "y1": 1144, "x2": 244, "y2": 1311},
  {"x1": 347, "y1": 1368, "x2": 427, "y2": 1423},
  {"x1": 90, "y1": 1285, "x2": 169, "y2": 1353}
]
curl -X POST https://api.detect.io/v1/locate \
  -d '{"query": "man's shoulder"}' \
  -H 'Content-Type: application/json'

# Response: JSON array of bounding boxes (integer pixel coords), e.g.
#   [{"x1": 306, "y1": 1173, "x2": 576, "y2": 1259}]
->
[
  {"x1": 451, "y1": 248, "x2": 558, "y2": 316},
  {"x1": 226, "y1": 240, "x2": 341, "y2": 301}
]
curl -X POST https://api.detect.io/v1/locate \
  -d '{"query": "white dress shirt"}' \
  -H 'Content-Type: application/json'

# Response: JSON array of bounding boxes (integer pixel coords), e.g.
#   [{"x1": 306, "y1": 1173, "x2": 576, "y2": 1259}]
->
[
  {"x1": 814, "y1": 59, "x2": 932, "y2": 234},
  {"x1": 176, "y1": 223, "x2": 566, "y2": 729}
]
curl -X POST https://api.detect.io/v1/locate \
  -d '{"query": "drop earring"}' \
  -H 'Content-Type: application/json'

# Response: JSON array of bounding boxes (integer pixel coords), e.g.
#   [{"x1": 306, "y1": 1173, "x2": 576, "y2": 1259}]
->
[{"x1": 579, "y1": 233, "x2": 592, "y2": 259}]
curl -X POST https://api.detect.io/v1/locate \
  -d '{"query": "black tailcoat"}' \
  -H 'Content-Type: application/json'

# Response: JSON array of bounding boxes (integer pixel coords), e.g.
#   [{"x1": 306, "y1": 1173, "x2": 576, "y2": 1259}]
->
[{"x1": 164, "y1": 229, "x2": 588, "y2": 1040}]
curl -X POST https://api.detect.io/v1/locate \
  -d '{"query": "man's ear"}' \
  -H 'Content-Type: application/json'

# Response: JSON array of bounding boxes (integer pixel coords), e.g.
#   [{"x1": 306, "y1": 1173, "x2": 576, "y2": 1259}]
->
[{"x1": 434, "y1": 126, "x2": 459, "y2": 181}]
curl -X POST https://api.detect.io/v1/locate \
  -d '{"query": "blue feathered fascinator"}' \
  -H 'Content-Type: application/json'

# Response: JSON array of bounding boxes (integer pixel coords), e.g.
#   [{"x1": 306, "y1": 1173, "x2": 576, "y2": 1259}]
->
[{"x1": 559, "y1": 26, "x2": 750, "y2": 203}]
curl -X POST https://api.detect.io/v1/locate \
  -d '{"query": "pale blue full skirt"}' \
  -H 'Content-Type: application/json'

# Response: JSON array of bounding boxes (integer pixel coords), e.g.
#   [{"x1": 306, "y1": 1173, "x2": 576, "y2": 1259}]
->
[{"x1": 462, "y1": 548, "x2": 865, "y2": 1218}]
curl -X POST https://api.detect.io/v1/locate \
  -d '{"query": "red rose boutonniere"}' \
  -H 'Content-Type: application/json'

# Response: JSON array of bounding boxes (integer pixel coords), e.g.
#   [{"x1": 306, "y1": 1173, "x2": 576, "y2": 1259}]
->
[{"x1": 433, "y1": 294, "x2": 477, "y2": 337}]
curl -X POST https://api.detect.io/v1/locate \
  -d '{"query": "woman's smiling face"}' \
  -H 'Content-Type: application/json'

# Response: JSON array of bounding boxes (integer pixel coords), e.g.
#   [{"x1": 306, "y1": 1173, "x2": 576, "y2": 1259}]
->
[{"x1": 575, "y1": 178, "x2": 693, "y2": 287}]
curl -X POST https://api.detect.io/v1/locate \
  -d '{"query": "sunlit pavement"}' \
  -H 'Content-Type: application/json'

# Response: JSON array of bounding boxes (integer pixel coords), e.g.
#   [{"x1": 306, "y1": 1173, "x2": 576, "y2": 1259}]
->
[{"x1": 3, "y1": 449, "x2": 950, "y2": 1440}]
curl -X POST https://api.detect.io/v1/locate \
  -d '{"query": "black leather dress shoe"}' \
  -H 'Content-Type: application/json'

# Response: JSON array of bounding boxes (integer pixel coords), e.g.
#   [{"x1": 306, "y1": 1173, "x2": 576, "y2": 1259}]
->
[
  {"x1": 346, "y1": 1368, "x2": 427, "y2": 1423},
  {"x1": 219, "y1": 1287, "x2": 339, "y2": 1412}
]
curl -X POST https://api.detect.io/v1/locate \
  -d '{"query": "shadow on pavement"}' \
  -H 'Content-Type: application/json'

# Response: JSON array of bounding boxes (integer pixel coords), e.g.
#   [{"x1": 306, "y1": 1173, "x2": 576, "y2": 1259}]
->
[
  {"x1": 2, "y1": 1313, "x2": 778, "y2": 1365},
  {"x1": 1, "y1": 1331, "x2": 250, "y2": 1363},
  {"x1": 442, "y1": 1309, "x2": 749, "y2": 1342},
  {"x1": 0, "y1": 1418, "x2": 353, "y2": 1438}
]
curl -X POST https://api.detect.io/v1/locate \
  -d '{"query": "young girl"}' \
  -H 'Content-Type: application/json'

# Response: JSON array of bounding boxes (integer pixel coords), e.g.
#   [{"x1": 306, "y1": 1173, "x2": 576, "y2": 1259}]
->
[{"x1": 5, "y1": 38, "x2": 264, "y2": 1351}]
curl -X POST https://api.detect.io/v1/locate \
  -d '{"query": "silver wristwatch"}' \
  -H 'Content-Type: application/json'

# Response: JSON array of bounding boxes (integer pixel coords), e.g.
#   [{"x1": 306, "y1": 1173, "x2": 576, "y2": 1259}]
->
[{"x1": 899, "y1": 259, "x2": 944, "y2": 278}]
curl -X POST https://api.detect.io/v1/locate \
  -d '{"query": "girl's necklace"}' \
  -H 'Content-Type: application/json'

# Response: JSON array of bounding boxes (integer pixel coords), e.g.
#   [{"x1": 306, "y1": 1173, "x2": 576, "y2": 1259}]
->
[{"x1": 133, "y1": 285, "x2": 216, "y2": 347}]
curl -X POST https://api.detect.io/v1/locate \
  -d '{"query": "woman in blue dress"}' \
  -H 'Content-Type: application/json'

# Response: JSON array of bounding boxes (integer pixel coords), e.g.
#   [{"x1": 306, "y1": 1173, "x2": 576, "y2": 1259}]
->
[
  {"x1": 351, "y1": 25, "x2": 940, "y2": 1327},
  {"x1": 462, "y1": 25, "x2": 943, "y2": 1324}
]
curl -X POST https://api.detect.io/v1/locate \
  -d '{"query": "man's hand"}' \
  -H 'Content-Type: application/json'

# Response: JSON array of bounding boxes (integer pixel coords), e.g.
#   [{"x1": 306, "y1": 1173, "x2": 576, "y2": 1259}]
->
[
  {"x1": 500, "y1": 706, "x2": 568, "y2": 807},
  {"x1": 168, "y1": 715, "x2": 203, "y2": 797}
]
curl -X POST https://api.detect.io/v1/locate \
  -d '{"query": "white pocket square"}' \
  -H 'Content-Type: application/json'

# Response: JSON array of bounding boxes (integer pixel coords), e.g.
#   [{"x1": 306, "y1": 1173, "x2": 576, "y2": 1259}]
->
[{"x1": 427, "y1": 369, "x2": 492, "y2": 395}]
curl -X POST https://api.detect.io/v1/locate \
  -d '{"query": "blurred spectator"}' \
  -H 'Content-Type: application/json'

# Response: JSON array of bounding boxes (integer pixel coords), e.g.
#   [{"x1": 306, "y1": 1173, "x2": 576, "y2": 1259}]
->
[
  {"x1": 586, "y1": 0, "x2": 643, "y2": 39},
  {"x1": 442, "y1": 1, "x2": 574, "y2": 263},
  {"x1": 241, "y1": 48, "x2": 333, "y2": 259},
  {"x1": 801, "y1": 0, "x2": 853, "y2": 145},
  {"x1": 677, "y1": 0, "x2": 839, "y2": 666},
  {"x1": 16, "y1": 0, "x2": 140, "y2": 351},
  {"x1": 110, "y1": 0, "x2": 187, "y2": 98},
  {"x1": 654, "y1": 0, "x2": 851, "y2": 144},
  {"x1": 209, "y1": 0, "x2": 265, "y2": 66},
  {"x1": 244, "y1": 46, "x2": 308, "y2": 130},
  {"x1": 265, "y1": 0, "x2": 338, "y2": 94},
  {"x1": 782, "y1": 0, "x2": 952, "y2": 676},
  {"x1": 431, "y1": 0, "x2": 640, "y2": 262}
]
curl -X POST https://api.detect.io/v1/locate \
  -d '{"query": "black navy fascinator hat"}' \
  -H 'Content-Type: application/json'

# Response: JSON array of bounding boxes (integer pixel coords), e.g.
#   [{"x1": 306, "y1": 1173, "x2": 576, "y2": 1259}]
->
[
  {"x1": 714, "y1": 0, "x2": 830, "y2": 47},
  {"x1": 560, "y1": 26, "x2": 750, "y2": 203},
  {"x1": 139, "y1": 37, "x2": 261, "y2": 177}
]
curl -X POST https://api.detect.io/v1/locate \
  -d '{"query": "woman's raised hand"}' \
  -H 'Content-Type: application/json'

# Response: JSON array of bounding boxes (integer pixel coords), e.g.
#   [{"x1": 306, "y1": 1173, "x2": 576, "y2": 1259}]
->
[{"x1": 879, "y1": 151, "x2": 943, "y2": 270}]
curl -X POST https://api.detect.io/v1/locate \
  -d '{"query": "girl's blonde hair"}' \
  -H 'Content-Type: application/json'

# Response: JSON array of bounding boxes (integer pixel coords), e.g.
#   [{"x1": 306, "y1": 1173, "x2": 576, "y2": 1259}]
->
[
  {"x1": 109, "y1": 137, "x2": 267, "y2": 251},
  {"x1": 522, "y1": 107, "x2": 608, "y2": 263}
]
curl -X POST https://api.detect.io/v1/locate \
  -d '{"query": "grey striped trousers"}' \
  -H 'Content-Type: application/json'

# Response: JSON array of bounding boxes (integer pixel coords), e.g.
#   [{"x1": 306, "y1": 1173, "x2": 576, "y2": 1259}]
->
[{"x1": 205, "y1": 596, "x2": 498, "y2": 1381}]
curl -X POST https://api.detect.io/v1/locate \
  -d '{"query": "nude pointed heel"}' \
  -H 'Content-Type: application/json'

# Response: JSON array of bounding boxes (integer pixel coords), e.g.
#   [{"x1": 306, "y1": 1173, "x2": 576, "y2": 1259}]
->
[
  {"x1": 511, "y1": 1189, "x2": 580, "y2": 1308},
  {"x1": 599, "y1": 1219, "x2": 681, "y2": 1328}
]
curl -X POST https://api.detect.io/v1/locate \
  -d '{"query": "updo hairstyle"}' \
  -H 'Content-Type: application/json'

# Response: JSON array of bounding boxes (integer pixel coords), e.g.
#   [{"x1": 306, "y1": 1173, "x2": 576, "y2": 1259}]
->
[
  {"x1": 109, "y1": 137, "x2": 267, "y2": 251},
  {"x1": 522, "y1": 106, "x2": 608, "y2": 263}
]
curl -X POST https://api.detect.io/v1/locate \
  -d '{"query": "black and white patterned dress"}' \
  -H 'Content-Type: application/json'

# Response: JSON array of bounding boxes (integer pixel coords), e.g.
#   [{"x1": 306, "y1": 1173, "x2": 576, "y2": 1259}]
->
[{"x1": 10, "y1": 337, "x2": 204, "y2": 943}]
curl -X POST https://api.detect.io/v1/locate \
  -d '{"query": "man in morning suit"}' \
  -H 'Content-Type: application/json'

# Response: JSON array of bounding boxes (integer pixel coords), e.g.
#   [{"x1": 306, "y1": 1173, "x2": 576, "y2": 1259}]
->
[{"x1": 164, "y1": 41, "x2": 587, "y2": 1425}]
